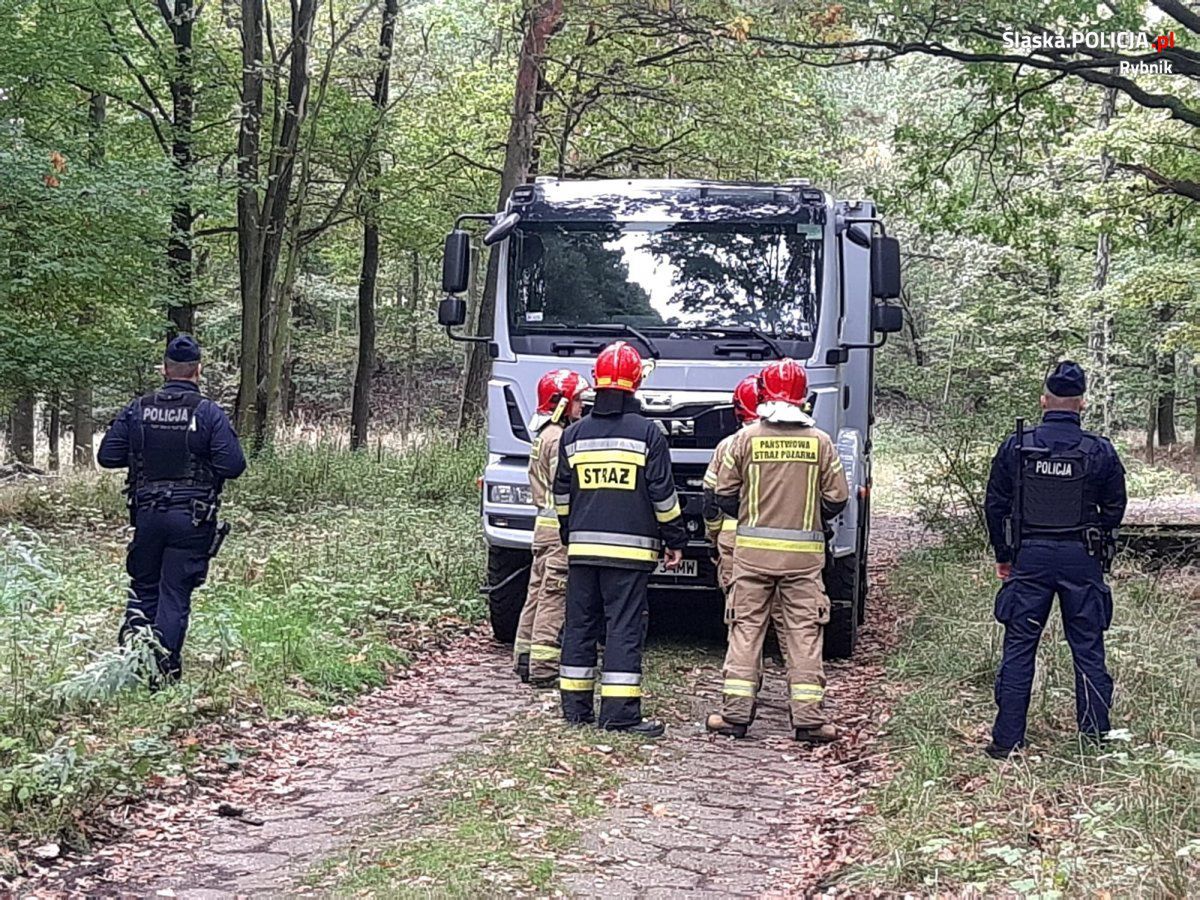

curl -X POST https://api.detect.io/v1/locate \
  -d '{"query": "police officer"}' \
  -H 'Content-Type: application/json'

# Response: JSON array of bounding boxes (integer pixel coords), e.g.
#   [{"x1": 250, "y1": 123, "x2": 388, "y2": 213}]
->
[
  {"x1": 983, "y1": 361, "x2": 1127, "y2": 758},
  {"x1": 553, "y1": 341, "x2": 687, "y2": 736},
  {"x1": 98, "y1": 335, "x2": 246, "y2": 682},
  {"x1": 514, "y1": 369, "x2": 590, "y2": 687},
  {"x1": 706, "y1": 359, "x2": 849, "y2": 743}
]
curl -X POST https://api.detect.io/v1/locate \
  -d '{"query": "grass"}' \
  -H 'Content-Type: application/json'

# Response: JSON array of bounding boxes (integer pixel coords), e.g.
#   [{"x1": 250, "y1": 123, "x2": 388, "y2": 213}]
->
[
  {"x1": 313, "y1": 637, "x2": 704, "y2": 896},
  {"x1": 0, "y1": 437, "x2": 486, "y2": 855},
  {"x1": 846, "y1": 546, "x2": 1200, "y2": 895}
]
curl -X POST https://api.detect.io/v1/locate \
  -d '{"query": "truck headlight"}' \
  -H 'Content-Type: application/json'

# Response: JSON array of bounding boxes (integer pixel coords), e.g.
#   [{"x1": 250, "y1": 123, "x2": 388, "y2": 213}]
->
[{"x1": 487, "y1": 483, "x2": 533, "y2": 506}]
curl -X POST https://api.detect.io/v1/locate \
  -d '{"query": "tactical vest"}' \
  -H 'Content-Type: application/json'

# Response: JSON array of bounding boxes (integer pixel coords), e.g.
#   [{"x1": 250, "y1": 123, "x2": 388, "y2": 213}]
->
[
  {"x1": 1018, "y1": 430, "x2": 1098, "y2": 537},
  {"x1": 129, "y1": 390, "x2": 216, "y2": 495}
]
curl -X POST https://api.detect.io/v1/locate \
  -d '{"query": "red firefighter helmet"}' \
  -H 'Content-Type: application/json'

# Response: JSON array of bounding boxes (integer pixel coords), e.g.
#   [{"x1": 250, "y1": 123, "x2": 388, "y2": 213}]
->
[
  {"x1": 593, "y1": 340, "x2": 644, "y2": 393},
  {"x1": 536, "y1": 369, "x2": 589, "y2": 414},
  {"x1": 732, "y1": 375, "x2": 760, "y2": 424},
  {"x1": 758, "y1": 358, "x2": 808, "y2": 406}
]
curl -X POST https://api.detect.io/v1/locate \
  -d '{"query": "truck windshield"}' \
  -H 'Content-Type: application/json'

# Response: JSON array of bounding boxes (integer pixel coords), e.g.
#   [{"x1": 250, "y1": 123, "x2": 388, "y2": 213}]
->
[{"x1": 506, "y1": 223, "x2": 823, "y2": 350}]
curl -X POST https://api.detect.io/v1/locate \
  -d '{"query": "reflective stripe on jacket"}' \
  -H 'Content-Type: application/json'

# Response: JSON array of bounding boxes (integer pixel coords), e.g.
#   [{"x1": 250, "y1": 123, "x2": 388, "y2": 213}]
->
[
  {"x1": 554, "y1": 392, "x2": 686, "y2": 571},
  {"x1": 529, "y1": 422, "x2": 565, "y2": 549},
  {"x1": 713, "y1": 420, "x2": 849, "y2": 575}
]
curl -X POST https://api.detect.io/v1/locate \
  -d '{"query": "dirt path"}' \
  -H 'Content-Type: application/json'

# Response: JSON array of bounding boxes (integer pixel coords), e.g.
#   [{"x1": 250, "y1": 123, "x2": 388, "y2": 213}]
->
[
  {"x1": 556, "y1": 516, "x2": 921, "y2": 897},
  {"x1": 22, "y1": 516, "x2": 924, "y2": 898}
]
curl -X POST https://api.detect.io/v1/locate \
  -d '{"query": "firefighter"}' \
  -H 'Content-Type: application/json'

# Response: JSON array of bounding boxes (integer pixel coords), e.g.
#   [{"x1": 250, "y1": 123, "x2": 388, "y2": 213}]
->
[
  {"x1": 704, "y1": 375, "x2": 762, "y2": 591},
  {"x1": 705, "y1": 358, "x2": 849, "y2": 743},
  {"x1": 704, "y1": 375, "x2": 786, "y2": 680},
  {"x1": 98, "y1": 335, "x2": 246, "y2": 682},
  {"x1": 983, "y1": 361, "x2": 1127, "y2": 759},
  {"x1": 554, "y1": 341, "x2": 687, "y2": 736},
  {"x1": 514, "y1": 369, "x2": 591, "y2": 687}
]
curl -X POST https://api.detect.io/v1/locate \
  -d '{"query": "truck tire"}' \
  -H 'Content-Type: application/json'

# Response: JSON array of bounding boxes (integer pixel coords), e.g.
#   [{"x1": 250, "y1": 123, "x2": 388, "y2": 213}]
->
[
  {"x1": 486, "y1": 546, "x2": 531, "y2": 644},
  {"x1": 823, "y1": 554, "x2": 859, "y2": 660},
  {"x1": 857, "y1": 495, "x2": 871, "y2": 624}
]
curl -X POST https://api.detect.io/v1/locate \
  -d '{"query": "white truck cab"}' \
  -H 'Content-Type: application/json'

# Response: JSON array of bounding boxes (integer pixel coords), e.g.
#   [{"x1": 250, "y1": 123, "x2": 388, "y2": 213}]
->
[{"x1": 438, "y1": 178, "x2": 903, "y2": 658}]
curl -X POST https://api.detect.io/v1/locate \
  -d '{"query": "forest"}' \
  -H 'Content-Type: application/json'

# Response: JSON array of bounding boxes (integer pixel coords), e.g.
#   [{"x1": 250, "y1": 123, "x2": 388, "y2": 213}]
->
[
  {"x1": 1, "y1": 0, "x2": 1198, "y2": 895},
  {"x1": 1, "y1": 0, "x2": 1196, "y2": 461}
]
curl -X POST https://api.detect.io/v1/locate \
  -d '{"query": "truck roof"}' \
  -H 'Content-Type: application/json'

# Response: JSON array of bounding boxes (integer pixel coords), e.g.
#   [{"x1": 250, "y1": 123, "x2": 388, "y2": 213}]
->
[{"x1": 508, "y1": 177, "x2": 831, "y2": 225}]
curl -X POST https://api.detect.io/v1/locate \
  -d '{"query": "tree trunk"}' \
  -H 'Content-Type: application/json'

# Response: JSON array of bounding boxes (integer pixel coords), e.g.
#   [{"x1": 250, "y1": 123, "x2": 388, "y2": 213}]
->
[
  {"x1": 48, "y1": 392, "x2": 61, "y2": 472},
  {"x1": 1088, "y1": 86, "x2": 1117, "y2": 433},
  {"x1": 350, "y1": 0, "x2": 399, "y2": 451},
  {"x1": 12, "y1": 392, "x2": 35, "y2": 465},
  {"x1": 458, "y1": 0, "x2": 564, "y2": 431},
  {"x1": 1146, "y1": 353, "x2": 1157, "y2": 464},
  {"x1": 251, "y1": 0, "x2": 318, "y2": 447},
  {"x1": 69, "y1": 93, "x2": 104, "y2": 469},
  {"x1": 163, "y1": 0, "x2": 196, "y2": 335},
  {"x1": 1194, "y1": 366, "x2": 1200, "y2": 486},
  {"x1": 235, "y1": 0, "x2": 265, "y2": 438},
  {"x1": 1158, "y1": 350, "x2": 1178, "y2": 446},
  {"x1": 72, "y1": 380, "x2": 94, "y2": 468}
]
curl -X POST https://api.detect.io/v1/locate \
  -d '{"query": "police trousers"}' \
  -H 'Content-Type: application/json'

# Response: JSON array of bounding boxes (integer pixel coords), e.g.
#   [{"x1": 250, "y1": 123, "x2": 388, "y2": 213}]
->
[
  {"x1": 515, "y1": 544, "x2": 569, "y2": 681},
  {"x1": 120, "y1": 505, "x2": 214, "y2": 680},
  {"x1": 993, "y1": 541, "x2": 1114, "y2": 748},
  {"x1": 720, "y1": 563, "x2": 829, "y2": 729},
  {"x1": 560, "y1": 563, "x2": 650, "y2": 728}
]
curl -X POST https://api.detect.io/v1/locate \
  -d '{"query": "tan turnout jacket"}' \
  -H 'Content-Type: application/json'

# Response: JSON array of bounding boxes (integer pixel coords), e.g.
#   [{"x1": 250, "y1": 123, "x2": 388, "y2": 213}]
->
[
  {"x1": 530, "y1": 423, "x2": 565, "y2": 549},
  {"x1": 714, "y1": 420, "x2": 850, "y2": 575}
]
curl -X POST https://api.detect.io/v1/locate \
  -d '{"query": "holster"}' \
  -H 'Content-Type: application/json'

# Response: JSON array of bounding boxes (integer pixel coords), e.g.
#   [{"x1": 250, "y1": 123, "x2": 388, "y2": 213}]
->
[
  {"x1": 208, "y1": 521, "x2": 231, "y2": 559},
  {"x1": 1084, "y1": 526, "x2": 1116, "y2": 574}
]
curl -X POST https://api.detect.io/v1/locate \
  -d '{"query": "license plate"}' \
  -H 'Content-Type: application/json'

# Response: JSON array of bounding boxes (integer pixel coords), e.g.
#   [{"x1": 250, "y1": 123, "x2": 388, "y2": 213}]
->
[{"x1": 654, "y1": 559, "x2": 698, "y2": 577}]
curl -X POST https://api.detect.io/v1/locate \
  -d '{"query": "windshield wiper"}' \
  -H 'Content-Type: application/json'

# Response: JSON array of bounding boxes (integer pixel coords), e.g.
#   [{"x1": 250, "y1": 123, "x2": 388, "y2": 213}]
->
[
  {"x1": 663, "y1": 326, "x2": 785, "y2": 358},
  {"x1": 524, "y1": 322, "x2": 661, "y2": 359}
]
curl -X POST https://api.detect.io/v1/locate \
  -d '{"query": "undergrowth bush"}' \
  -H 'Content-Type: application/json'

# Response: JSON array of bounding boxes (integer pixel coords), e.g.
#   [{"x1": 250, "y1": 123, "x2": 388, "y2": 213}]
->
[
  {"x1": 849, "y1": 546, "x2": 1200, "y2": 895},
  {"x1": 0, "y1": 437, "x2": 485, "y2": 845}
]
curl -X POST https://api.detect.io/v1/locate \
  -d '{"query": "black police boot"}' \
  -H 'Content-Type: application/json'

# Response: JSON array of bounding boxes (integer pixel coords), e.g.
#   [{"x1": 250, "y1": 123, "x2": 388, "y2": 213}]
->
[
  {"x1": 604, "y1": 719, "x2": 666, "y2": 739},
  {"x1": 514, "y1": 653, "x2": 530, "y2": 684},
  {"x1": 705, "y1": 713, "x2": 748, "y2": 739},
  {"x1": 984, "y1": 742, "x2": 1021, "y2": 760}
]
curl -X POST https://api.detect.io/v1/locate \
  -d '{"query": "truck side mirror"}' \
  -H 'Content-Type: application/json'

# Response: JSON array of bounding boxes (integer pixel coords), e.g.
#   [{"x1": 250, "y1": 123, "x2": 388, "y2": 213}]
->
[
  {"x1": 871, "y1": 235, "x2": 901, "y2": 299},
  {"x1": 438, "y1": 297, "x2": 467, "y2": 328},
  {"x1": 873, "y1": 303, "x2": 903, "y2": 334},
  {"x1": 442, "y1": 229, "x2": 470, "y2": 294}
]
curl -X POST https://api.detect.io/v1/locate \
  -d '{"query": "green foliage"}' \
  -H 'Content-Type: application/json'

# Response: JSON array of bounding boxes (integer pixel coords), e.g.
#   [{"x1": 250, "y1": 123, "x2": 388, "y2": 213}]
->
[
  {"x1": 0, "y1": 439, "x2": 484, "y2": 842},
  {"x1": 848, "y1": 546, "x2": 1200, "y2": 895}
]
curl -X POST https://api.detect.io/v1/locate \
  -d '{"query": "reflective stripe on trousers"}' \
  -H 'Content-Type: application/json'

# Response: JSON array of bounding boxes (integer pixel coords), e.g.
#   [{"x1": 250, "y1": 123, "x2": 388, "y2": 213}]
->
[
  {"x1": 560, "y1": 664, "x2": 596, "y2": 692},
  {"x1": 600, "y1": 671, "x2": 642, "y2": 698}
]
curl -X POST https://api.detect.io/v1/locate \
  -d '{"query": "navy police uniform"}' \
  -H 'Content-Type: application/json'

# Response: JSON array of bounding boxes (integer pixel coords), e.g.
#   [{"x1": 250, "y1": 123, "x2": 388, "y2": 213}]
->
[
  {"x1": 553, "y1": 390, "x2": 687, "y2": 730},
  {"x1": 98, "y1": 336, "x2": 246, "y2": 680},
  {"x1": 983, "y1": 362, "x2": 1126, "y2": 752}
]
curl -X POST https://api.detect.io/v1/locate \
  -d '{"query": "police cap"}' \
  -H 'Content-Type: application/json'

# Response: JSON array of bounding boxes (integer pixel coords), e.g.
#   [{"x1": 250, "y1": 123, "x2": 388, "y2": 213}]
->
[
  {"x1": 166, "y1": 334, "x2": 201, "y2": 363},
  {"x1": 1045, "y1": 360, "x2": 1086, "y2": 397}
]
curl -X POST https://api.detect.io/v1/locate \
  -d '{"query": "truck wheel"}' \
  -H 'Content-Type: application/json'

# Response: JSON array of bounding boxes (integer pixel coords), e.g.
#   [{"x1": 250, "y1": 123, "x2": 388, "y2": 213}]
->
[
  {"x1": 486, "y1": 546, "x2": 531, "y2": 644},
  {"x1": 823, "y1": 553, "x2": 859, "y2": 660},
  {"x1": 857, "y1": 495, "x2": 871, "y2": 625}
]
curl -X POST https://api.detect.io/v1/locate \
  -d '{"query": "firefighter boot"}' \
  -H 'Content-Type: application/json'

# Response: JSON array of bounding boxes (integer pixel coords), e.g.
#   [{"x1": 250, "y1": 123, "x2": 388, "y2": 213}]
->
[
  {"x1": 604, "y1": 719, "x2": 666, "y2": 738},
  {"x1": 793, "y1": 724, "x2": 839, "y2": 745},
  {"x1": 705, "y1": 713, "x2": 748, "y2": 739}
]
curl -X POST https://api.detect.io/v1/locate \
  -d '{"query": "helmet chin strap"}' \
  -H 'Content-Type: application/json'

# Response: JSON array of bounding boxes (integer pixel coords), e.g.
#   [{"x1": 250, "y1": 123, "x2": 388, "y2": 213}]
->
[{"x1": 549, "y1": 396, "x2": 568, "y2": 424}]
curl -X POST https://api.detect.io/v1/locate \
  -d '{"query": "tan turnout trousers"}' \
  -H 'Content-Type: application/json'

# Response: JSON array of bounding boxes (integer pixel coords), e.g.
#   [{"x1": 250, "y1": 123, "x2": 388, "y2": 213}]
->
[
  {"x1": 515, "y1": 422, "x2": 569, "y2": 682},
  {"x1": 704, "y1": 431, "x2": 785, "y2": 653},
  {"x1": 516, "y1": 544, "x2": 569, "y2": 680},
  {"x1": 713, "y1": 418, "x2": 850, "y2": 728}
]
